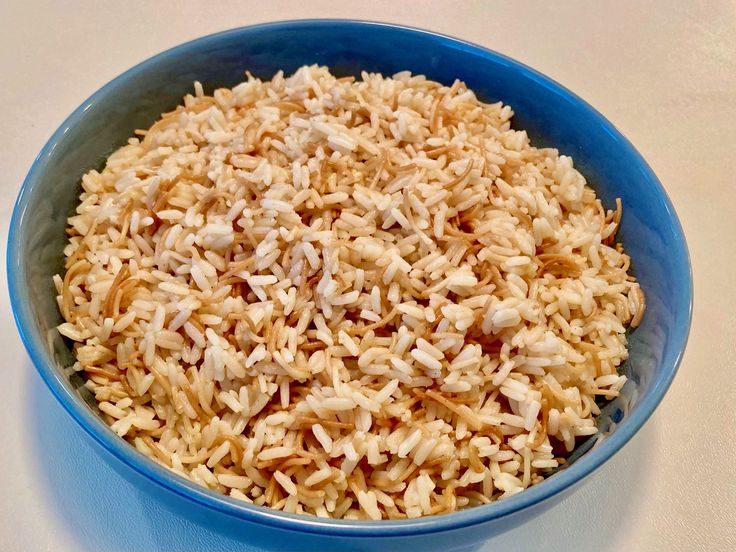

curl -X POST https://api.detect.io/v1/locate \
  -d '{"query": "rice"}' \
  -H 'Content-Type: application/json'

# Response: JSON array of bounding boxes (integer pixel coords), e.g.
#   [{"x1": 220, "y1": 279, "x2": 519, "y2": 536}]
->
[{"x1": 55, "y1": 65, "x2": 644, "y2": 520}]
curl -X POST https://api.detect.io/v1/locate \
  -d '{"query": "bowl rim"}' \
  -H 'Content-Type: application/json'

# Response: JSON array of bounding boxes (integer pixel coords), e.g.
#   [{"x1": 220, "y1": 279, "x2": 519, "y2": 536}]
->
[{"x1": 7, "y1": 19, "x2": 693, "y2": 537}]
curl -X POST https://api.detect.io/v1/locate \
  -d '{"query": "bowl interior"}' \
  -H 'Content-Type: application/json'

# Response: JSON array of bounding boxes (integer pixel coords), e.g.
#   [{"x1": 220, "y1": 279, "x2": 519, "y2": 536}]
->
[{"x1": 8, "y1": 20, "x2": 691, "y2": 533}]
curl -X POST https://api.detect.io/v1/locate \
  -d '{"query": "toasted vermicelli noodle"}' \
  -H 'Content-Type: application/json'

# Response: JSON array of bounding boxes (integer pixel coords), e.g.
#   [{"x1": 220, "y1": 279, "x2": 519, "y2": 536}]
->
[{"x1": 55, "y1": 66, "x2": 644, "y2": 520}]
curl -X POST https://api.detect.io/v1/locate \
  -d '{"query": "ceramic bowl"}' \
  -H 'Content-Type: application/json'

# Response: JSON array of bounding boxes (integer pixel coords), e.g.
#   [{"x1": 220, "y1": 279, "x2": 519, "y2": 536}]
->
[{"x1": 8, "y1": 20, "x2": 692, "y2": 552}]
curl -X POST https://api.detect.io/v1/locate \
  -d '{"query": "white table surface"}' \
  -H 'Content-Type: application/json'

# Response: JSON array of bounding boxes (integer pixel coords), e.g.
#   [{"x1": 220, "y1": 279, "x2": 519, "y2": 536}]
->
[{"x1": 1, "y1": 1, "x2": 734, "y2": 550}]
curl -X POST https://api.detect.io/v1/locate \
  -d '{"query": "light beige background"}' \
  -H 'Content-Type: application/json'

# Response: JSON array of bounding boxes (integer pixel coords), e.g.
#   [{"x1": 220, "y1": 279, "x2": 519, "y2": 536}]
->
[{"x1": 1, "y1": 1, "x2": 734, "y2": 551}]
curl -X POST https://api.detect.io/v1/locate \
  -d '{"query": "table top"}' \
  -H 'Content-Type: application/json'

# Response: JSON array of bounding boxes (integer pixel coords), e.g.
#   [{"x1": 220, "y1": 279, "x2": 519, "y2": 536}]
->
[{"x1": 1, "y1": 2, "x2": 734, "y2": 551}]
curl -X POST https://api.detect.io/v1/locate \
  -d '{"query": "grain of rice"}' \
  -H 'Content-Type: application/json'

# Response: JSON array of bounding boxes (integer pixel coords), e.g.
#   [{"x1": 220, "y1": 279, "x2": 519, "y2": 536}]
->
[
  {"x1": 274, "y1": 471, "x2": 298, "y2": 496},
  {"x1": 312, "y1": 423, "x2": 333, "y2": 453}
]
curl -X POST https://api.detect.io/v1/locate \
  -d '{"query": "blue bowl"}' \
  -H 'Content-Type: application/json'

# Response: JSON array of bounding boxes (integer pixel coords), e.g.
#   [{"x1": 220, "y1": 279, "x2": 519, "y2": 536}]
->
[{"x1": 7, "y1": 20, "x2": 692, "y2": 552}]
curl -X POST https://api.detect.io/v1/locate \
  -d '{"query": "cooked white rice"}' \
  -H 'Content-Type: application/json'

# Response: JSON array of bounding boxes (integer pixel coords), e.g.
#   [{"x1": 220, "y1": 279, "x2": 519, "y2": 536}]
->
[{"x1": 55, "y1": 66, "x2": 645, "y2": 520}]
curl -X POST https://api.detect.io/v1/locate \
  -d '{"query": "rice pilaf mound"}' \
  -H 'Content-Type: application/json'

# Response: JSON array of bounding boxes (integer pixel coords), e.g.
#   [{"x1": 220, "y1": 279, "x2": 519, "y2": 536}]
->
[{"x1": 55, "y1": 66, "x2": 645, "y2": 520}]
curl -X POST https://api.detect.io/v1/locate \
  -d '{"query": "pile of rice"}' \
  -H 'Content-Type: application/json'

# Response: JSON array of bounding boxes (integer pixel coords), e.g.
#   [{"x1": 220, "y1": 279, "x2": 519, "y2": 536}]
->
[{"x1": 55, "y1": 66, "x2": 645, "y2": 520}]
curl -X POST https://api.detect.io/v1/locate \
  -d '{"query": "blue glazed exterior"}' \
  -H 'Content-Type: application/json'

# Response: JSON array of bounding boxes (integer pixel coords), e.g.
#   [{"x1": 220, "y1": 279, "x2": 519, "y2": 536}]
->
[{"x1": 7, "y1": 20, "x2": 692, "y2": 551}]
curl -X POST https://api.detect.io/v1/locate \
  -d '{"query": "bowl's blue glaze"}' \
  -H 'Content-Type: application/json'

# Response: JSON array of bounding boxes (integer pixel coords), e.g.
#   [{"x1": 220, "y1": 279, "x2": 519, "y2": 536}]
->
[{"x1": 7, "y1": 20, "x2": 692, "y2": 552}]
